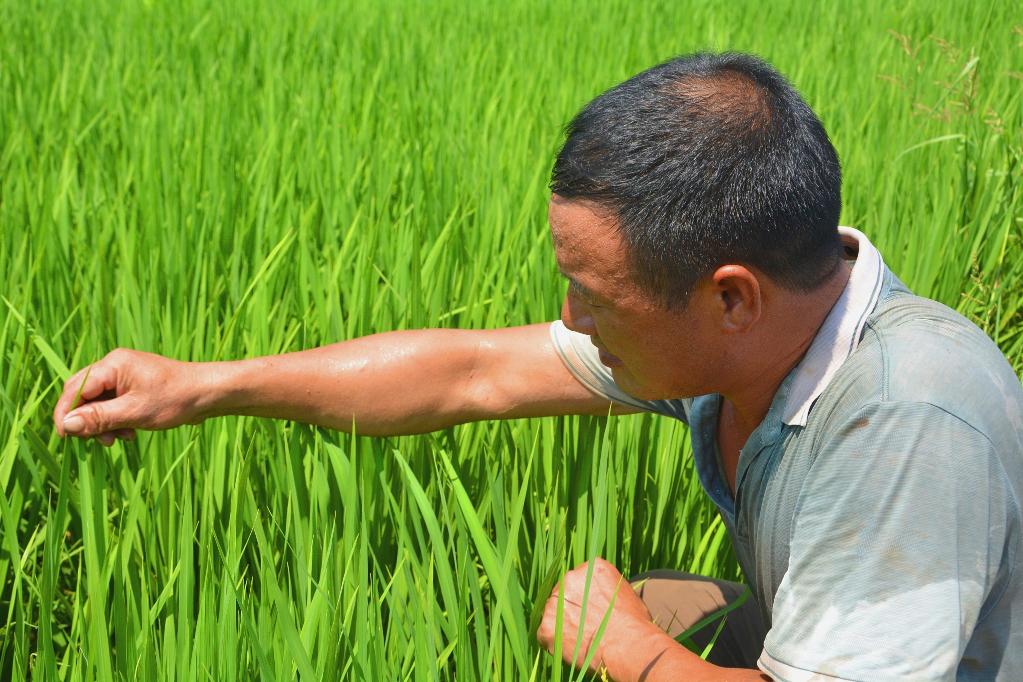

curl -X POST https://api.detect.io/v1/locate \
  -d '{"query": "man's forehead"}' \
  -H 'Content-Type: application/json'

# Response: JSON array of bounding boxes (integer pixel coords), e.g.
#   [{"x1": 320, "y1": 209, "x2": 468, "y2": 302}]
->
[
  {"x1": 548, "y1": 225, "x2": 561, "y2": 249},
  {"x1": 547, "y1": 194, "x2": 570, "y2": 247},
  {"x1": 547, "y1": 195, "x2": 637, "y2": 292},
  {"x1": 547, "y1": 195, "x2": 618, "y2": 245}
]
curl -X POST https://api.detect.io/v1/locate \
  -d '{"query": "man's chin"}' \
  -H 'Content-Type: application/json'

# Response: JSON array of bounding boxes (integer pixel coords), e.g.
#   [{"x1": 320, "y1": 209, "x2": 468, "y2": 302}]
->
[
  {"x1": 597, "y1": 348, "x2": 624, "y2": 368},
  {"x1": 609, "y1": 368, "x2": 667, "y2": 401}
]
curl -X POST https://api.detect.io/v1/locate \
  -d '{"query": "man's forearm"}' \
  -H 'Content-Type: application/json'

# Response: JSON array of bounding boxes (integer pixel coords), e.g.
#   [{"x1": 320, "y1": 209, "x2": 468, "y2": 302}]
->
[
  {"x1": 603, "y1": 623, "x2": 769, "y2": 682},
  {"x1": 193, "y1": 330, "x2": 483, "y2": 435}
]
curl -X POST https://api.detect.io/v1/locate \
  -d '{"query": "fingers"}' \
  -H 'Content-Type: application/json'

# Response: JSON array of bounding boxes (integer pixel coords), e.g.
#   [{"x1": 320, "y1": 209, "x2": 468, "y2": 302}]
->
[
  {"x1": 95, "y1": 429, "x2": 137, "y2": 448},
  {"x1": 54, "y1": 361, "x2": 120, "y2": 435},
  {"x1": 537, "y1": 591, "x2": 604, "y2": 672},
  {"x1": 537, "y1": 592, "x2": 569, "y2": 650},
  {"x1": 537, "y1": 557, "x2": 621, "y2": 649},
  {"x1": 571, "y1": 556, "x2": 616, "y2": 575},
  {"x1": 61, "y1": 395, "x2": 139, "y2": 438},
  {"x1": 53, "y1": 365, "x2": 89, "y2": 435}
]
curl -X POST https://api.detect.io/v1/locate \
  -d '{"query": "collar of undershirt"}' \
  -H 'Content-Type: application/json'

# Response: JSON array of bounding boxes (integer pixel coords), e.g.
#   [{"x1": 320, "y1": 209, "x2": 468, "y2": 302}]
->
[{"x1": 780, "y1": 226, "x2": 886, "y2": 427}]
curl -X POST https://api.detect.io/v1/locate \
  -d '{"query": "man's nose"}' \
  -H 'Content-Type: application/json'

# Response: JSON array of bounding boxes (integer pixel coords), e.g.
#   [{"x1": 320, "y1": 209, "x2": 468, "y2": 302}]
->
[{"x1": 561, "y1": 295, "x2": 597, "y2": 336}]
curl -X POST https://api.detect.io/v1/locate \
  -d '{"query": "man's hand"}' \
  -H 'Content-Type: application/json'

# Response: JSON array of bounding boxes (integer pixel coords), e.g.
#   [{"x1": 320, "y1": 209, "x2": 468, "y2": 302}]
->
[
  {"x1": 536, "y1": 557, "x2": 657, "y2": 675},
  {"x1": 53, "y1": 349, "x2": 207, "y2": 446},
  {"x1": 536, "y1": 558, "x2": 771, "y2": 681}
]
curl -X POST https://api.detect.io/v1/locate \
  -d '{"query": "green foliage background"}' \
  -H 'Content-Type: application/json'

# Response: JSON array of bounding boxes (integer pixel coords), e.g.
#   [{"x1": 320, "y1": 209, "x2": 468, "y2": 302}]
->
[{"x1": 1, "y1": 0, "x2": 1020, "y2": 679}]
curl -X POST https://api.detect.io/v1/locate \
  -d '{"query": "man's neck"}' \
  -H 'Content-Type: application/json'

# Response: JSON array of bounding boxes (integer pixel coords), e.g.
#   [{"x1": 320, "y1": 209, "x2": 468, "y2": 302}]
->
[{"x1": 722, "y1": 261, "x2": 852, "y2": 434}]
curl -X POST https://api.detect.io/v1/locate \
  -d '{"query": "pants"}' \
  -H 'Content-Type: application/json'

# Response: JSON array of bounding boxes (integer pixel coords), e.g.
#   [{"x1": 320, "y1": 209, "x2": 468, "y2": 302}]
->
[{"x1": 630, "y1": 570, "x2": 768, "y2": 669}]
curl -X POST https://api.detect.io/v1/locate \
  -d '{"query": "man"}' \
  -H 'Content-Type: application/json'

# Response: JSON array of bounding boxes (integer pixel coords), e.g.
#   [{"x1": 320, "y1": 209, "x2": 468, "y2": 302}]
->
[{"x1": 53, "y1": 52, "x2": 1022, "y2": 680}]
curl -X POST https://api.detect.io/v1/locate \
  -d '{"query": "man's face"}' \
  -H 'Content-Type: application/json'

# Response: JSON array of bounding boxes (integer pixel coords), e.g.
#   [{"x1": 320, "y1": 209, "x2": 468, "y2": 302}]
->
[{"x1": 549, "y1": 195, "x2": 724, "y2": 400}]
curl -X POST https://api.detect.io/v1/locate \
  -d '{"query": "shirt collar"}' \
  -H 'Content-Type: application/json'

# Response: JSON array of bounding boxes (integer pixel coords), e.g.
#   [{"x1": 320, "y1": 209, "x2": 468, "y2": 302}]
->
[{"x1": 781, "y1": 226, "x2": 886, "y2": 426}]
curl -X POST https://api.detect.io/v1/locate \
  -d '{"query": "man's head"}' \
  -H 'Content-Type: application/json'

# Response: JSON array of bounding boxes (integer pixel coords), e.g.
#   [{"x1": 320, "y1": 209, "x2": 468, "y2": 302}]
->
[
  {"x1": 549, "y1": 52, "x2": 846, "y2": 400},
  {"x1": 552, "y1": 52, "x2": 843, "y2": 308}
]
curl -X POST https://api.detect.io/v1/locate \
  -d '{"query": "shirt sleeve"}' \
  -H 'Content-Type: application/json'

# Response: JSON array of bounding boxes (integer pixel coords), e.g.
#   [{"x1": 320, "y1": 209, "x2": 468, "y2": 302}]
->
[
  {"x1": 548, "y1": 320, "x2": 690, "y2": 422},
  {"x1": 758, "y1": 401, "x2": 1014, "y2": 682}
]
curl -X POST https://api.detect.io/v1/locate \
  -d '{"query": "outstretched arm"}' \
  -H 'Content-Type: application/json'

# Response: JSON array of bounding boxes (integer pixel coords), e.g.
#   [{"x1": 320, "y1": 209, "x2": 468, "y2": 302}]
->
[{"x1": 53, "y1": 323, "x2": 637, "y2": 445}]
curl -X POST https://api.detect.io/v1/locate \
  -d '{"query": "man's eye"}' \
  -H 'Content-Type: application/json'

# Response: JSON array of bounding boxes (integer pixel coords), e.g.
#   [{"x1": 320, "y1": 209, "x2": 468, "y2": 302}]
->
[{"x1": 568, "y1": 281, "x2": 601, "y2": 307}]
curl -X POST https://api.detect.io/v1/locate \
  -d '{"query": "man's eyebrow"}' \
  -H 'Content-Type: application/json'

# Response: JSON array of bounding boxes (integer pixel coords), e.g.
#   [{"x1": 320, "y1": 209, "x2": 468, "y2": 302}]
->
[
  {"x1": 559, "y1": 272, "x2": 601, "y2": 301},
  {"x1": 555, "y1": 269, "x2": 579, "y2": 289}
]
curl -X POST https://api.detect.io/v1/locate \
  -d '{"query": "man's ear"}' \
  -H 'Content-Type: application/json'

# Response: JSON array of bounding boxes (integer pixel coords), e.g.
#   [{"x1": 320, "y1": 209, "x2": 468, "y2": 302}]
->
[{"x1": 710, "y1": 265, "x2": 762, "y2": 333}]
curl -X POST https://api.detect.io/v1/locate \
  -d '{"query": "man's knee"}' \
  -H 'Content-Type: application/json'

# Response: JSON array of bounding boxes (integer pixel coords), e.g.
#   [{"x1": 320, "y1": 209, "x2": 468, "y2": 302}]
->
[
  {"x1": 629, "y1": 569, "x2": 766, "y2": 668},
  {"x1": 630, "y1": 570, "x2": 743, "y2": 638}
]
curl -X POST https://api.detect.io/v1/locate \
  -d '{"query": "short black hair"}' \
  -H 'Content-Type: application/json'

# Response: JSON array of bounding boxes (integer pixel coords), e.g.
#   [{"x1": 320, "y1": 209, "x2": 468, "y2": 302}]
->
[{"x1": 551, "y1": 52, "x2": 843, "y2": 307}]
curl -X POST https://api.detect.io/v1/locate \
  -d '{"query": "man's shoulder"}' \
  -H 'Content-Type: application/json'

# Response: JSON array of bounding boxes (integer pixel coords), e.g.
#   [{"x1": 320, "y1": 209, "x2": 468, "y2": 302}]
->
[
  {"x1": 873, "y1": 289, "x2": 1019, "y2": 434},
  {"x1": 814, "y1": 287, "x2": 1022, "y2": 451}
]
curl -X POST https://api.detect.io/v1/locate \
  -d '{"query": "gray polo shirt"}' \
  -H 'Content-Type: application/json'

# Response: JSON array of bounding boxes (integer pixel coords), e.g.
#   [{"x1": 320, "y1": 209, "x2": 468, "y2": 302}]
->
[{"x1": 550, "y1": 227, "x2": 1023, "y2": 681}]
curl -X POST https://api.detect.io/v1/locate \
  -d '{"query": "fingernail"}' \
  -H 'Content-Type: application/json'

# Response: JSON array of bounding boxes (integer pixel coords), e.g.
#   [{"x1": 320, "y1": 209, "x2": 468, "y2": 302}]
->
[{"x1": 63, "y1": 415, "x2": 85, "y2": 434}]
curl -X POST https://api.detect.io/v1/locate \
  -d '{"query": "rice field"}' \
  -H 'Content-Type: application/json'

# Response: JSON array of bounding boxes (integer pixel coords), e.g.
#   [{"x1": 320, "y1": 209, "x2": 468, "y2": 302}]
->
[{"x1": 1, "y1": 0, "x2": 1021, "y2": 679}]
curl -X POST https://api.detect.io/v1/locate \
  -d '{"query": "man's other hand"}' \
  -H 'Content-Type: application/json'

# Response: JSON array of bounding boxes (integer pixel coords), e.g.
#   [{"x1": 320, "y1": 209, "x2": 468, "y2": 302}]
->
[
  {"x1": 53, "y1": 349, "x2": 206, "y2": 446},
  {"x1": 536, "y1": 557, "x2": 657, "y2": 675}
]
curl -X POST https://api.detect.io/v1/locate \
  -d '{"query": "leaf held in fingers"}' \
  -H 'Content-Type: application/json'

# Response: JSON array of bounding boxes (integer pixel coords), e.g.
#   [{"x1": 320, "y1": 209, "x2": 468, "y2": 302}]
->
[{"x1": 69, "y1": 365, "x2": 93, "y2": 413}]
